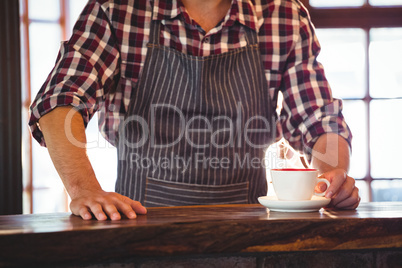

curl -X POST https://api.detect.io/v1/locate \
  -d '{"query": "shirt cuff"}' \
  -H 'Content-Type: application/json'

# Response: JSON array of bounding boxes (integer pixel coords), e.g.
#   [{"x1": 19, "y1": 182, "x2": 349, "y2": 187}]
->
[
  {"x1": 299, "y1": 99, "x2": 352, "y2": 161},
  {"x1": 28, "y1": 93, "x2": 92, "y2": 147}
]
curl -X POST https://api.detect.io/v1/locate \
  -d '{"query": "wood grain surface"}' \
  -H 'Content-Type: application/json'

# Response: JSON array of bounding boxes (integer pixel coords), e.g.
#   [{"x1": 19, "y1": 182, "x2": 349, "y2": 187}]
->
[{"x1": 0, "y1": 202, "x2": 401, "y2": 267}]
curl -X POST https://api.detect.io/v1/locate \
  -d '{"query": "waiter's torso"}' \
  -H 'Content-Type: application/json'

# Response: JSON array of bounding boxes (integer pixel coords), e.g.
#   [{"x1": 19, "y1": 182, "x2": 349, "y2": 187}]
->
[{"x1": 116, "y1": 6, "x2": 275, "y2": 206}]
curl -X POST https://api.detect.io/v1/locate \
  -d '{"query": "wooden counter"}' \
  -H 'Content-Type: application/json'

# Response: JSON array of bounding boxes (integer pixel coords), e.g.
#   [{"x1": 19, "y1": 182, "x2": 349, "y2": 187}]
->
[{"x1": 1, "y1": 202, "x2": 402, "y2": 267}]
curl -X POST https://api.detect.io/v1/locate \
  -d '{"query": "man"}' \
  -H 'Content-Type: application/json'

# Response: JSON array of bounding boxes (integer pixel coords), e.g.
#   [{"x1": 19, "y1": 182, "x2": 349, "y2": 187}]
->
[{"x1": 29, "y1": 0, "x2": 360, "y2": 221}]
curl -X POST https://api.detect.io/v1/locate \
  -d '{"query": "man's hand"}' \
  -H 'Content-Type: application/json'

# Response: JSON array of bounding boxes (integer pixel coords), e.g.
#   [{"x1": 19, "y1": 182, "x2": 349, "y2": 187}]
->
[
  {"x1": 311, "y1": 133, "x2": 361, "y2": 210},
  {"x1": 316, "y1": 168, "x2": 360, "y2": 209},
  {"x1": 39, "y1": 106, "x2": 147, "y2": 221},
  {"x1": 70, "y1": 189, "x2": 147, "y2": 221}
]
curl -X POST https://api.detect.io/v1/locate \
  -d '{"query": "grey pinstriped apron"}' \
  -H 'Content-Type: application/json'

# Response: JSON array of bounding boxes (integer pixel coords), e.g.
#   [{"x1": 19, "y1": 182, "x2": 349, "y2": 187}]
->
[{"x1": 116, "y1": 19, "x2": 275, "y2": 207}]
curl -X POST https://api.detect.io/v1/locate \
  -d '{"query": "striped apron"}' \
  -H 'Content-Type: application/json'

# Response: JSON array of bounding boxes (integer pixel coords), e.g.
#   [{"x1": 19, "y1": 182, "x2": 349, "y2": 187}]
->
[{"x1": 116, "y1": 20, "x2": 275, "y2": 207}]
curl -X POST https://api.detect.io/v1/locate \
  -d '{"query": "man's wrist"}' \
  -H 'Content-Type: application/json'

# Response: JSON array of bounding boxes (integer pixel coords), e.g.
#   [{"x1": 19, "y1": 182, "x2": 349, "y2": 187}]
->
[{"x1": 311, "y1": 133, "x2": 350, "y2": 173}]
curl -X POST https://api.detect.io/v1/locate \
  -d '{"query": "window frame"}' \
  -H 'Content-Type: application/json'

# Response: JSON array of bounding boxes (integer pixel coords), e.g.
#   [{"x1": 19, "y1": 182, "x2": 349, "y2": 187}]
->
[{"x1": 302, "y1": 1, "x2": 402, "y2": 29}]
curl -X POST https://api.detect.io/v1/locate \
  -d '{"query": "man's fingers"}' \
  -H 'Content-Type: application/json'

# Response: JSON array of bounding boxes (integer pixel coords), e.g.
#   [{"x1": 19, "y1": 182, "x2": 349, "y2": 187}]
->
[
  {"x1": 88, "y1": 203, "x2": 107, "y2": 221},
  {"x1": 77, "y1": 206, "x2": 92, "y2": 220},
  {"x1": 331, "y1": 176, "x2": 355, "y2": 206},
  {"x1": 103, "y1": 204, "x2": 121, "y2": 221},
  {"x1": 322, "y1": 170, "x2": 347, "y2": 198},
  {"x1": 70, "y1": 200, "x2": 92, "y2": 220},
  {"x1": 315, "y1": 181, "x2": 328, "y2": 193},
  {"x1": 333, "y1": 187, "x2": 360, "y2": 209},
  {"x1": 115, "y1": 198, "x2": 148, "y2": 219},
  {"x1": 70, "y1": 191, "x2": 147, "y2": 221},
  {"x1": 317, "y1": 169, "x2": 361, "y2": 210},
  {"x1": 129, "y1": 200, "x2": 148, "y2": 215},
  {"x1": 115, "y1": 200, "x2": 138, "y2": 219}
]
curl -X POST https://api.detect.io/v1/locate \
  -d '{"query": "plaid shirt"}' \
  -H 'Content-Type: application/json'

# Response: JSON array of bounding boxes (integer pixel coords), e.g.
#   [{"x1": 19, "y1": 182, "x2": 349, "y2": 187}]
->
[{"x1": 29, "y1": 0, "x2": 352, "y2": 158}]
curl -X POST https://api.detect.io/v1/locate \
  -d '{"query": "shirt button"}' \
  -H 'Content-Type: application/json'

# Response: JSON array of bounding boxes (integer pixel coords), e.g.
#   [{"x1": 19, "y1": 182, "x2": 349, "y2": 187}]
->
[{"x1": 203, "y1": 37, "x2": 209, "y2": 43}]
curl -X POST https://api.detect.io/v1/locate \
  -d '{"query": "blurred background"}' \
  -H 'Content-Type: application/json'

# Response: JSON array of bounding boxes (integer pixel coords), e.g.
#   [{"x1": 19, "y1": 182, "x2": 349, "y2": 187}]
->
[{"x1": 17, "y1": 0, "x2": 402, "y2": 214}]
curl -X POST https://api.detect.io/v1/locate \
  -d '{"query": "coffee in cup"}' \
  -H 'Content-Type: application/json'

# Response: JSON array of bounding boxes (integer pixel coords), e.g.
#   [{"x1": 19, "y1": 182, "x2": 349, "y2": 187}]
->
[{"x1": 270, "y1": 168, "x2": 330, "y2": 201}]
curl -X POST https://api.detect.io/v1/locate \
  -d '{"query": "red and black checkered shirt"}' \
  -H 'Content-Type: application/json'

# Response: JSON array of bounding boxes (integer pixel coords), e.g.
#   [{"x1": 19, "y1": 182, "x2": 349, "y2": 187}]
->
[{"x1": 29, "y1": 0, "x2": 352, "y2": 157}]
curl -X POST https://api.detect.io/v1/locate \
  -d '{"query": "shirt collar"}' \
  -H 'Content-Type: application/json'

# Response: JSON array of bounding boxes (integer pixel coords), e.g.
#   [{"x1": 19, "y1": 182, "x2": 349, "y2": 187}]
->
[
  {"x1": 152, "y1": 0, "x2": 181, "y2": 21},
  {"x1": 151, "y1": 0, "x2": 258, "y2": 31},
  {"x1": 234, "y1": 0, "x2": 258, "y2": 31}
]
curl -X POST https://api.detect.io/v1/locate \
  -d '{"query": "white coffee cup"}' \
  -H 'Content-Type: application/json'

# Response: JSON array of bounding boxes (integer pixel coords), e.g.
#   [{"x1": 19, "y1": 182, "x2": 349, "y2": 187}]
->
[{"x1": 270, "y1": 168, "x2": 330, "y2": 201}]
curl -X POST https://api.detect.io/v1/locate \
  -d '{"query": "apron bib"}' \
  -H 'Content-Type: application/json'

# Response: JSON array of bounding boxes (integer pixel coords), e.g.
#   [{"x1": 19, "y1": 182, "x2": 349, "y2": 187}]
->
[{"x1": 116, "y1": 20, "x2": 275, "y2": 207}]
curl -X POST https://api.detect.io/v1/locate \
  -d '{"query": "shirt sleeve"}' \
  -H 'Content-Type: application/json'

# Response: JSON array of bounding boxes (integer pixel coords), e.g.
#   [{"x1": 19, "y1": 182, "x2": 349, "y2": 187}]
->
[
  {"x1": 28, "y1": 0, "x2": 120, "y2": 146},
  {"x1": 278, "y1": 2, "x2": 352, "y2": 160}
]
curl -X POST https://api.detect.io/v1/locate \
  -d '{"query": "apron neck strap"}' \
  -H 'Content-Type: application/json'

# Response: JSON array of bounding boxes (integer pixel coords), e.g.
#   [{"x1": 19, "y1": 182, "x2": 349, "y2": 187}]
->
[
  {"x1": 149, "y1": 19, "x2": 161, "y2": 45},
  {"x1": 243, "y1": 26, "x2": 258, "y2": 45}
]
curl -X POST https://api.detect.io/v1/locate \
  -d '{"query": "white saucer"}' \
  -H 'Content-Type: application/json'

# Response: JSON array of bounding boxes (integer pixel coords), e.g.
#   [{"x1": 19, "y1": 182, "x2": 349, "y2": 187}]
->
[{"x1": 258, "y1": 195, "x2": 331, "y2": 212}]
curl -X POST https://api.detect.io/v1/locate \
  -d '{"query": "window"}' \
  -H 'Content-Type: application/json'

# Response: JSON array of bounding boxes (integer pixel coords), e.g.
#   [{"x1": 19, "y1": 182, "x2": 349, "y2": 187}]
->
[
  {"x1": 302, "y1": 0, "x2": 402, "y2": 201},
  {"x1": 20, "y1": 0, "x2": 116, "y2": 213}
]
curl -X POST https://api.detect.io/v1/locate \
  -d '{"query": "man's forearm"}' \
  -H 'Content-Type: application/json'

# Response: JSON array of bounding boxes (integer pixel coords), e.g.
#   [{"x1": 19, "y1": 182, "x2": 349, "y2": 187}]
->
[
  {"x1": 39, "y1": 106, "x2": 147, "y2": 220},
  {"x1": 39, "y1": 106, "x2": 102, "y2": 199},
  {"x1": 311, "y1": 133, "x2": 351, "y2": 173}
]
